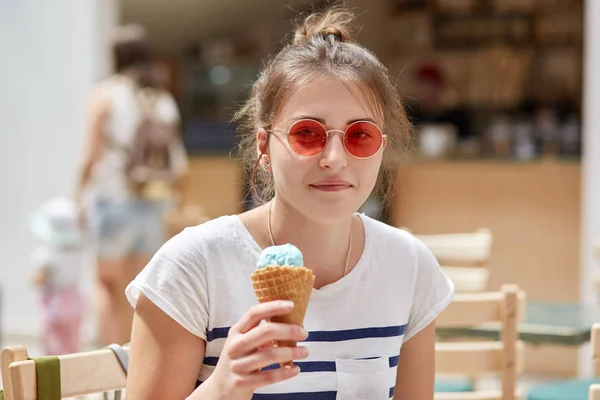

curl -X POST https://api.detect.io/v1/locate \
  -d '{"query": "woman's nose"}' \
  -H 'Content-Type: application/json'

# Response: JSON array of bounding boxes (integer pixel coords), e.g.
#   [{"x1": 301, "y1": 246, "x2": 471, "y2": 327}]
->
[{"x1": 318, "y1": 131, "x2": 347, "y2": 171}]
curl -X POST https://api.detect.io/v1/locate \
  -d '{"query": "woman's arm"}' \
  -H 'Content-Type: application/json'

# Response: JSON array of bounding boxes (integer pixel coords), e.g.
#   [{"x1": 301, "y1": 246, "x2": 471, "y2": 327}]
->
[
  {"x1": 74, "y1": 87, "x2": 108, "y2": 202},
  {"x1": 394, "y1": 321, "x2": 436, "y2": 400},
  {"x1": 126, "y1": 294, "x2": 207, "y2": 400},
  {"x1": 127, "y1": 294, "x2": 308, "y2": 400}
]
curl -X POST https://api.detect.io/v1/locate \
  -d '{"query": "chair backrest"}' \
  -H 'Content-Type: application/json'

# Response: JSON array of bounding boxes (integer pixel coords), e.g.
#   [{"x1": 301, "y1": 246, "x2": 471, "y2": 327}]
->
[
  {"x1": 415, "y1": 228, "x2": 493, "y2": 267},
  {"x1": 2, "y1": 345, "x2": 129, "y2": 399},
  {"x1": 441, "y1": 266, "x2": 490, "y2": 293},
  {"x1": 413, "y1": 228, "x2": 494, "y2": 293},
  {"x1": 435, "y1": 284, "x2": 525, "y2": 400},
  {"x1": 2, "y1": 346, "x2": 30, "y2": 400}
]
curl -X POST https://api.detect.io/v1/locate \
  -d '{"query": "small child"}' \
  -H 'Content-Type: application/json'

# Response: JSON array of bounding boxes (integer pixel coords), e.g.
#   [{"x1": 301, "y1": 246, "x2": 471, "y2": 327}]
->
[{"x1": 29, "y1": 197, "x2": 84, "y2": 355}]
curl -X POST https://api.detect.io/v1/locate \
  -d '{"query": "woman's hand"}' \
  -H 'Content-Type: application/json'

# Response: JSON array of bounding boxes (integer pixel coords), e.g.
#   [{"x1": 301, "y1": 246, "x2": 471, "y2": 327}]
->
[{"x1": 196, "y1": 300, "x2": 309, "y2": 400}]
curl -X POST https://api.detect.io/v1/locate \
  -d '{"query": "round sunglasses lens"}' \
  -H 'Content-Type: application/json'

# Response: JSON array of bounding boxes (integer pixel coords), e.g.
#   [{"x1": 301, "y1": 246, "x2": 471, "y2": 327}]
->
[
  {"x1": 344, "y1": 122, "x2": 383, "y2": 158},
  {"x1": 288, "y1": 120, "x2": 327, "y2": 156}
]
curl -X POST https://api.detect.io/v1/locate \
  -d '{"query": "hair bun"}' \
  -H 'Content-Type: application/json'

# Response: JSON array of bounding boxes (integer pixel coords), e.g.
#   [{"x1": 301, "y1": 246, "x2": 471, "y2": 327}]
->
[
  {"x1": 293, "y1": 8, "x2": 355, "y2": 46},
  {"x1": 319, "y1": 27, "x2": 345, "y2": 42}
]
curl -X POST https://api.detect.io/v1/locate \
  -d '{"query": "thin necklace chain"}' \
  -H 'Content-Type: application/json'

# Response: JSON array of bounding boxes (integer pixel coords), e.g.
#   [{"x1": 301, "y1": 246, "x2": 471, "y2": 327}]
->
[{"x1": 267, "y1": 198, "x2": 353, "y2": 277}]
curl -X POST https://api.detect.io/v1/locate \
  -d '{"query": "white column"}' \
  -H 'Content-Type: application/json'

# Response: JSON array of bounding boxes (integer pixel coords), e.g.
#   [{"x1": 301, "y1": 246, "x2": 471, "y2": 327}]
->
[
  {"x1": 579, "y1": 0, "x2": 600, "y2": 375},
  {"x1": 0, "y1": 0, "x2": 117, "y2": 339}
]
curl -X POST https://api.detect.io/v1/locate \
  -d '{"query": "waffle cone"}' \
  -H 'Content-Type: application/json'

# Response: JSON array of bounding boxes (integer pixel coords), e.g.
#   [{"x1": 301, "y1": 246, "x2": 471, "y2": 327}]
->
[{"x1": 251, "y1": 265, "x2": 314, "y2": 353}]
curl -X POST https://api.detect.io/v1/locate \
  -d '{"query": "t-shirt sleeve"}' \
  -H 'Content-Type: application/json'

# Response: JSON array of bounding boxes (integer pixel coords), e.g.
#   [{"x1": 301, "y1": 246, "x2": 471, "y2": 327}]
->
[
  {"x1": 403, "y1": 238, "x2": 454, "y2": 341},
  {"x1": 125, "y1": 227, "x2": 209, "y2": 340}
]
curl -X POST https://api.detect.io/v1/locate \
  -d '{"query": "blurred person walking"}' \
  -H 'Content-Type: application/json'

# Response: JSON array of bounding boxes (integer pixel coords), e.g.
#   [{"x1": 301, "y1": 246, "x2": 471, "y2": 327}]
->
[
  {"x1": 74, "y1": 24, "x2": 188, "y2": 346},
  {"x1": 30, "y1": 197, "x2": 84, "y2": 355}
]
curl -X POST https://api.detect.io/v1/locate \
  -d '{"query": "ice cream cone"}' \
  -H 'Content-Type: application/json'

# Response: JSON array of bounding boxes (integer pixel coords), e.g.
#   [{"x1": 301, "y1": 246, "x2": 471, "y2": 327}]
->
[{"x1": 251, "y1": 265, "x2": 314, "y2": 349}]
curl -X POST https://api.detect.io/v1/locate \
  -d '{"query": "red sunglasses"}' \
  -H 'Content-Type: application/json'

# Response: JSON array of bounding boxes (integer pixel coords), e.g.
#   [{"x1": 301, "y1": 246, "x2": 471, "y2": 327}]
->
[{"x1": 269, "y1": 119, "x2": 386, "y2": 159}]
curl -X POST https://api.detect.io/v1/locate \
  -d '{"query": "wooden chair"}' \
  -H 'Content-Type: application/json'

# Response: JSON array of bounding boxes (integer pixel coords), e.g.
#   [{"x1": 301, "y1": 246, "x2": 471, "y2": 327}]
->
[
  {"x1": 411, "y1": 228, "x2": 495, "y2": 392},
  {"x1": 442, "y1": 266, "x2": 491, "y2": 294},
  {"x1": 434, "y1": 284, "x2": 525, "y2": 400},
  {"x1": 1, "y1": 346, "x2": 29, "y2": 400},
  {"x1": 1, "y1": 344, "x2": 129, "y2": 399},
  {"x1": 411, "y1": 228, "x2": 493, "y2": 293},
  {"x1": 414, "y1": 228, "x2": 493, "y2": 267}
]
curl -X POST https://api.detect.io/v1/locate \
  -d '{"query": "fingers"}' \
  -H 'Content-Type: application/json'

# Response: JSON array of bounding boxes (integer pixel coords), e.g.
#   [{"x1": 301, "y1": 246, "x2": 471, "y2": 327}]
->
[
  {"x1": 232, "y1": 346, "x2": 309, "y2": 374},
  {"x1": 248, "y1": 365, "x2": 301, "y2": 387},
  {"x1": 234, "y1": 301, "x2": 295, "y2": 334},
  {"x1": 216, "y1": 301, "x2": 310, "y2": 393},
  {"x1": 230, "y1": 322, "x2": 308, "y2": 357},
  {"x1": 257, "y1": 340, "x2": 275, "y2": 350}
]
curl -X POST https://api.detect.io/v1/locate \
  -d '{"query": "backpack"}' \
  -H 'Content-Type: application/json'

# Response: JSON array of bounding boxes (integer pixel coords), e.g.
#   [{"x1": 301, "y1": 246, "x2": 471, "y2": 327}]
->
[{"x1": 125, "y1": 89, "x2": 179, "y2": 199}]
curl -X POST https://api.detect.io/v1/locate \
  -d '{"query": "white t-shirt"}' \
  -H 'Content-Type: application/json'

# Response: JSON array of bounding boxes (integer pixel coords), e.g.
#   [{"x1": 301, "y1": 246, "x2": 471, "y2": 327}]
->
[
  {"x1": 31, "y1": 245, "x2": 83, "y2": 290},
  {"x1": 126, "y1": 214, "x2": 454, "y2": 399},
  {"x1": 90, "y1": 74, "x2": 188, "y2": 201}
]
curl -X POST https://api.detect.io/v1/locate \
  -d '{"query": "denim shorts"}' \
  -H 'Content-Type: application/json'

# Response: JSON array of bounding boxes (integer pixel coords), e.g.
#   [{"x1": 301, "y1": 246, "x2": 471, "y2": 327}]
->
[{"x1": 91, "y1": 200, "x2": 166, "y2": 260}]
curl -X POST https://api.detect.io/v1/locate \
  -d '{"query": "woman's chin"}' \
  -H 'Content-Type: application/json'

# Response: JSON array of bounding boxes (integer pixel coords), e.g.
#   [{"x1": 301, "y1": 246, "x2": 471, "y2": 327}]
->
[{"x1": 300, "y1": 201, "x2": 361, "y2": 224}]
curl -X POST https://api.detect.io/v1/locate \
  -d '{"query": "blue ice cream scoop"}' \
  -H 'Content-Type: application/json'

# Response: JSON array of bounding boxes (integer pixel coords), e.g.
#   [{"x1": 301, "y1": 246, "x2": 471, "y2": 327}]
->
[{"x1": 257, "y1": 243, "x2": 304, "y2": 268}]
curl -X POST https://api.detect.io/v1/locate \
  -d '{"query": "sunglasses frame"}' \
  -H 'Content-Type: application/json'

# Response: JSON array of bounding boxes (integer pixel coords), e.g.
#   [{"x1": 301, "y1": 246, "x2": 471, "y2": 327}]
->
[{"x1": 269, "y1": 119, "x2": 387, "y2": 160}]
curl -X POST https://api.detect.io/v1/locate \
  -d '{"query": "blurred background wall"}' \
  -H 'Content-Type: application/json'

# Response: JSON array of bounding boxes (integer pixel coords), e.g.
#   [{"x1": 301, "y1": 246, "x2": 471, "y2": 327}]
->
[{"x1": 0, "y1": 0, "x2": 118, "y2": 337}]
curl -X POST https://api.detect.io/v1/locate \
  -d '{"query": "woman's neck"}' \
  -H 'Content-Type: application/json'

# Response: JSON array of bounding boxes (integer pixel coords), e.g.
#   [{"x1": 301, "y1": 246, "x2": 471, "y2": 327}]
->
[{"x1": 265, "y1": 197, "x2": 355, "y2": 285}]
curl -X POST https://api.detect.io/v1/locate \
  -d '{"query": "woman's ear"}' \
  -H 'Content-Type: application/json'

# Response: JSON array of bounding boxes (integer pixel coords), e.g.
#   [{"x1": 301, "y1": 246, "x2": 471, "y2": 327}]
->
[
  {"x1": 256, "y1": 128, "x2": 271, "y2": 172},
  {"x1": 256, "y1": 128, "x2": 269, "y2": 157}
]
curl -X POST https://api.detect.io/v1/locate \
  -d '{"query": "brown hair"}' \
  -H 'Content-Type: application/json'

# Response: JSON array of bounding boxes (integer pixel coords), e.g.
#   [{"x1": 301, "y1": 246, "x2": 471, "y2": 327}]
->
[
  {"x1": 235, "y1": 7, "x2": 411, "y2": 209},
  {"x1": 112, "y1": 24, "x2": 151, "y2": 73}
]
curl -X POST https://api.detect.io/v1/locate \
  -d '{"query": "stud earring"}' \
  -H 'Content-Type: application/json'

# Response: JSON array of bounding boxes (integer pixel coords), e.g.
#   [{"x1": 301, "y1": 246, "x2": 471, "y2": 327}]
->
[{"x1": 262, "y1": 162, "x2": 270, "y2": 171}]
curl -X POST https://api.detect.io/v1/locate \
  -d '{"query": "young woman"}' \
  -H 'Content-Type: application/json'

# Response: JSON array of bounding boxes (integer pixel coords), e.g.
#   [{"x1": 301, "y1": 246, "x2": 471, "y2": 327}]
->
[
  {"x1": 75, "y1": 24, "x2": 188, "y2": 346},
  {"x1": 125, "y1": 8, "x2": 453, "y2": 400}
]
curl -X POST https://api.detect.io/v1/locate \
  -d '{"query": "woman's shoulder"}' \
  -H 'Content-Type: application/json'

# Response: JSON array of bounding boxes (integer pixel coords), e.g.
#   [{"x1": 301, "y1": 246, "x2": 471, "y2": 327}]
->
[
  {"x1": 360, "y1": 215, "x2": 449, "y2": 296},
  {"x1": 360, "y1": 214, "x2": 417, "y2": 247},
  {"x1": 135, "y1": 215, "x2": 248, "y2": 283},
  {"x1": 162, "y1": 214, "x2": 247, "y2": 255},
  {"x1": 360, "y1": 214, "x2": 434, "y2": 267},
  {"x1": 88, "y1": 75, "x2": 130, "y2": 111},
  {"x1": 94, "y1": 74, "x2": 126, "y2": 92}
]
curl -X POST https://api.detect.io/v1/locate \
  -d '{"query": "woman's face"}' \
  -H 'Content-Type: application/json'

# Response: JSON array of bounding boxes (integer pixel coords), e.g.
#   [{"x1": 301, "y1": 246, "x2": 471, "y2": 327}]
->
[{"x1": 260, "y1": 77, "x2": 385, "y2": 224}]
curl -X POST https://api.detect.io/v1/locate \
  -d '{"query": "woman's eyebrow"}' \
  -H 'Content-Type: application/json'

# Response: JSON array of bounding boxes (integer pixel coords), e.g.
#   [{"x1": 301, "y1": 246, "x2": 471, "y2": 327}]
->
[{"x1": 290, "y1": 115, "x2": 377, "y2": 125}]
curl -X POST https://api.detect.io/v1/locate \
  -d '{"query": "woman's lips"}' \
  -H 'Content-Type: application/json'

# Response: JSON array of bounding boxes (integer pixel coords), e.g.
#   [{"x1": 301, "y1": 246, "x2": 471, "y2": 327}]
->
[{"x1": 309, "y1": 180, "x2": 352, "y2": 192}]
